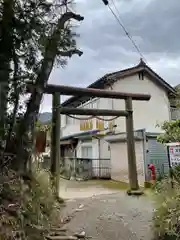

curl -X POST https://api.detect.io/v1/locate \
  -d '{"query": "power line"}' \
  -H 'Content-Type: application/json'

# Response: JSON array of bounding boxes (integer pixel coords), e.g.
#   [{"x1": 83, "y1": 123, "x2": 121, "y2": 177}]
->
[
  {"x1": 110, "y1": 0, "x2": 127, "y2": 27},
  {"x1": 108, "y1": 2, "x2": 145, "y2": 61},
  {"x1": 101, "y1": 0, "x2": 147, "y2": 62}
]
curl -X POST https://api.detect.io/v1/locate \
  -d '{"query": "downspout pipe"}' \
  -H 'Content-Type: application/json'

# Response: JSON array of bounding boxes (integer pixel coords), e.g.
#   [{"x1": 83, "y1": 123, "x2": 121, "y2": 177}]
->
[
  {"x1": 92, "y1": 135, "x2": 101, "y2": 178},
  {"x1": 142, "y1": 128, "x2": 147, "y2": 182},
  {"x1": 98, "y1": 137, "x2": 101, "y2": 178}
]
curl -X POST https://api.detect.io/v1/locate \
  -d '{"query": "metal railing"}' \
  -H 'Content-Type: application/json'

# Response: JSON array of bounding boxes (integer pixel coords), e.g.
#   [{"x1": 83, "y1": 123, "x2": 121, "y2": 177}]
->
[
  {"x1": 36, "y1": 155, "x2": 111, "y2": 181},
  {"x1": 60, "y1": 157, "x2": 111, "y2": 180}
]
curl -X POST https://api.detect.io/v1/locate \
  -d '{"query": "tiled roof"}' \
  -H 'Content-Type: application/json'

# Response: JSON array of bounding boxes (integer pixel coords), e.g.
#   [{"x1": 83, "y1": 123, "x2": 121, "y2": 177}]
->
[{"x1": 62, "y1": 59, "x2": 176, "y2": 107}]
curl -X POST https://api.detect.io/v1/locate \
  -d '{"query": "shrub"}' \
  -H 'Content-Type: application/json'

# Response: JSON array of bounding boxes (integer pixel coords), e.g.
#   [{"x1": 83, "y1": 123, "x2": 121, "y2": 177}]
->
[
  {"x1": 152, "y1": 174, "x2": 169, "y2": 191},
  {"x1": 0, "y1": 166, "x2": 63, "y2": 240},
  {"x1": 152, "y1": 175, "x2": 180, "y2": 239}
]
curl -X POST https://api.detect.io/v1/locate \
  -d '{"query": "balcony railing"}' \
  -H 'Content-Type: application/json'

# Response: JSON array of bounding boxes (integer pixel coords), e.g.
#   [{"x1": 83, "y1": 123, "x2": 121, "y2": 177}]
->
[{"x1": 170, "y1": 107, "x2": 180, "y2": 120}]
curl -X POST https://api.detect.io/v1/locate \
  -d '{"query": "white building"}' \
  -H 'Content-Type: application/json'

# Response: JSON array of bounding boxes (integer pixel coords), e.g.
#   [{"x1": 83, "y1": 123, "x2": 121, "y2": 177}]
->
[{"x1": 60, "y1": 59, "x2": 178, "y2": 181}]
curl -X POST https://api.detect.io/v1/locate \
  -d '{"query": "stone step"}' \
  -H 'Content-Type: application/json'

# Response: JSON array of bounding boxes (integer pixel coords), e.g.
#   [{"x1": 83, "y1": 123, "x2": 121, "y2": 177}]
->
[{"x1": 46, "y1": 235, "x2": 78, "y2": 240}]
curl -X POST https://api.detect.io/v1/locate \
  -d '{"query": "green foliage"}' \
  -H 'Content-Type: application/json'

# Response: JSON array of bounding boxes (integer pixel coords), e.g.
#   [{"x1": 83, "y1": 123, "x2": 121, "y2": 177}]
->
[
  {"x1": 0, "y1": 0, "x2": 82, "y2": 237},
  {"x1": 1, "y1": 0, "x2": 78, "y2": 81},
  {"x1": 151, "y1": 174, "x2": 168, "y2": 191},
  {"x1": 174, "y1": 86, "x2": 180, "y2": 108},
  {"x1": 36, "y1": 119, "x2": 51, "y2": 132},
  {"x1": 0, "y1": 0, "x2": 82, "y2": 153},
  {"x1": 152, "y1": 179, "x2": 178, "y2": 238},
  {"x1": 157, "y1": 120, "x2": 180, "y2": 144},
  {"x1": 152, "y1": 171, "x2": 180, "y2": 239},
  {"x1": 156, "y1": 86, "x2": 180, "y2": 145},
  {"x1": 173, "y1": 165, "x2": 180, "y2": 176},
  {"x1": 0, "y1": 168, "x2": 63, "y2": 239},
  {"x1": 153, "y1": 91, "x2": 180, "y2": 239}
]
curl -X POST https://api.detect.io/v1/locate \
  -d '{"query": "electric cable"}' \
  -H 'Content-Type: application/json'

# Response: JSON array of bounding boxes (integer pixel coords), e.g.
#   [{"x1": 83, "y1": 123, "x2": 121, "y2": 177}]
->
[{"x1": 102, "y1": 0, "x2": 147, "y2": 62}]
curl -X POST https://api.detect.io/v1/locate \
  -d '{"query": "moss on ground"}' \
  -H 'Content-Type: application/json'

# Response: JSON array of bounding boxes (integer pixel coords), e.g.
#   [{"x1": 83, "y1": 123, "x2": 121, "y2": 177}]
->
[
  {"x1": 96, "y1": 180, "x2": 146, "y2": 195},
  {"x1": 93, "y1": 179, "x2": 129, "y2": 190}
]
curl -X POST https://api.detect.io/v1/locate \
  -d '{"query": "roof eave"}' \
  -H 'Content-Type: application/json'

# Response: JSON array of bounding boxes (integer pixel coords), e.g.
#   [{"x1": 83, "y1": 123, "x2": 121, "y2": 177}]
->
[
  {"x1": 144, "y1": 66, "x2": 176, "y2": 95},
  {"x1": 62, "y1": 63, "x2": 176, "y2": 107}
]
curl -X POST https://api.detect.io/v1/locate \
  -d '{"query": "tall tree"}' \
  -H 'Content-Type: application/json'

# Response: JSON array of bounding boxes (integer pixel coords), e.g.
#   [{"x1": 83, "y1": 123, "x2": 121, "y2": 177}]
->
[
  {"x1": 157, "y1": 120, "x2": 180, "y2": 143},
  {"x1": 0, "y1": 0, "x2": 14, "y2": 142},
  {"x1": 0, "y1": 0, "x2": 84, "y2": 172}
]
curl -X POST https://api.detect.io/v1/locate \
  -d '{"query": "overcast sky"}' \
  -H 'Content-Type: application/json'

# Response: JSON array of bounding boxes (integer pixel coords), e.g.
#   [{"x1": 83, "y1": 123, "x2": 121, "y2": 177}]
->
[{"x1": 40, "y1": 0, "x2": 180, "y2": 112}]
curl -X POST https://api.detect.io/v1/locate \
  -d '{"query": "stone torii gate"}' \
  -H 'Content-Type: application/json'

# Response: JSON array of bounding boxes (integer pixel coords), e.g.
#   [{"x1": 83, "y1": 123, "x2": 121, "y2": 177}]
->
[{"x1": 39, "y1": 84, "x2": 150, "y2": 194}]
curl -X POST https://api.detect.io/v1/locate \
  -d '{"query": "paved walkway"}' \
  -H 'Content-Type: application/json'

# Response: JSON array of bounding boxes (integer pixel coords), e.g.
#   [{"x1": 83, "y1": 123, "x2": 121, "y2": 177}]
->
[{"x1": 59, "y1": 180, "x2": 154, "y2": 240}]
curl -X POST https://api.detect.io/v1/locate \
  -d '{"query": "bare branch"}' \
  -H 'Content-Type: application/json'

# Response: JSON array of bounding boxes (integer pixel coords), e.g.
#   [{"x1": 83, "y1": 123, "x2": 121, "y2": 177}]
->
[
  {"x1": 58, "y1": 12, "x2": 84, "y2": 27},
  {"x1": 58, "y1": 49, "x2": 83, "y2": 57},
  {"x1": 38, "y1": 11, "x2": 84, "y2": 82},
  {"x1": 9, "y1": 74, "x2": 30, "y2": 81},
  {"x1": 50, "y1": 11, "x2": 84, "y2": 45},
  {"x1": 16, "y1": 10, "x2": 84, "y2": 152}
]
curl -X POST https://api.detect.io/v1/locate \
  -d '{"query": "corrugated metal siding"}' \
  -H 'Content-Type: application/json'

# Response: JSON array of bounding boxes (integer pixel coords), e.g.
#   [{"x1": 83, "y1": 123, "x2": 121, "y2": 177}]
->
[{"x1": 146, "y1": 138, "x2": 169, "y2": 179}]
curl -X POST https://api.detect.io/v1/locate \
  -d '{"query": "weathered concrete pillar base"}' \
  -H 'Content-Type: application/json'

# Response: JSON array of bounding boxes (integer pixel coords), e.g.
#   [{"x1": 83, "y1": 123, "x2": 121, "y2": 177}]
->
[{"x1": 126, "y1": 189, "x2": 144, "y2": 196}]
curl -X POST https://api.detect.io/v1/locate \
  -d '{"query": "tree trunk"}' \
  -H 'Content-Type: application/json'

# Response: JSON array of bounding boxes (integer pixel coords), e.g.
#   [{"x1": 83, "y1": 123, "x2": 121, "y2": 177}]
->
[
  {"x1": 0, "y1": 0, "x2": 14, "y2": 143},
  {"x1": 5, "y1": 49, "x2": 20, "y2": 152},
  {"x1": 14, "y1": 11, "x2": 84, "y2": 173}
]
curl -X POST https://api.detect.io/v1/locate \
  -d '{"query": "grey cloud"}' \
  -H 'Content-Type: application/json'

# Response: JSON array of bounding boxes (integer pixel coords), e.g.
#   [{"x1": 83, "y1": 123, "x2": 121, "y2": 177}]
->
[
  {"x1": 95, "y1": 0, "x2": 180, "y2": 56},
  {"x1": 126, "y1": 0, "x2": 180, "y2": 55},
  {"x1": 42, "y1": 0, "x2": 180, "y2": 111}
]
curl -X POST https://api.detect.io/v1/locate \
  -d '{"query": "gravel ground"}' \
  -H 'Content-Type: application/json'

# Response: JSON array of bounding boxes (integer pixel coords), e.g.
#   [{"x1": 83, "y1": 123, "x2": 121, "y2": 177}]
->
[{"x1": 61, "y1": 191, "x2": 154, "y2": 240}]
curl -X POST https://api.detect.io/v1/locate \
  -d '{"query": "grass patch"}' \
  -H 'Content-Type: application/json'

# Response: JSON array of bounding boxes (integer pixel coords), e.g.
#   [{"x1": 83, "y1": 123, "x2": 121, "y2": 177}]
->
[
  {"x1": 98, "y1": 180, "x2": 145, "y2": 192},
  {"x1": 97, "y1": 179, "x2": 129, "y2": 190}
]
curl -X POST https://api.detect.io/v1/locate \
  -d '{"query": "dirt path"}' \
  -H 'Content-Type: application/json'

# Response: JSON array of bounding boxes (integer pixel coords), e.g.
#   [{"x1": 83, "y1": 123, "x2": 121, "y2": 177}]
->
[
  {"x1": 61, "y1": 191, "x2": 154, "y2": 240},
  {"x1": 59, "y1": 178, "x2": 120, "y2": 199}
]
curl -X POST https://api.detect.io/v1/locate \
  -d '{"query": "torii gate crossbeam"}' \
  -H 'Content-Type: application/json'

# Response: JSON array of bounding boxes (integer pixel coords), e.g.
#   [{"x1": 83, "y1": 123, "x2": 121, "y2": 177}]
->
[{"x1": 28, "y1": 83, "x2": 151, "y2": 194}]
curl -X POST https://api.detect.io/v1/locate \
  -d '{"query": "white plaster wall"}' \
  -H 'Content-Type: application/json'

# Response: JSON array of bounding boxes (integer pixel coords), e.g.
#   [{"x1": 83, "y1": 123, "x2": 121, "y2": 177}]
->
[
  {"x1": 61, "y1": 73, "x2": 171, "y2": 171},
  {"x1": 61, "y1": 74, "x2": 170, "y2": 137},
  {"x1": 61, "y1": 114, "x2": 80, "y2": 137},
  {"x1": 99, "y1": 137, "x2": 110, "y2": 159},
  {"x1": 61, "y1": 98, "x2": 99, "y2": 137},
  {"x1": 110, "y1": 140, "x2": 145, "y2": 185},
  {"x1": 106, "y1": 74, "x2": 170, "y2": 133}
]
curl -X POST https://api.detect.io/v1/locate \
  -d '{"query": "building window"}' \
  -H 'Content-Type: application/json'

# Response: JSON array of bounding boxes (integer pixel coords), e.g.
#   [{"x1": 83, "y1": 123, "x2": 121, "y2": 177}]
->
[
  {"x1": 81, "y1": 146, "x2": 92, "y2": 159},
  {"x1": 138, "y1": 72, "x2": 144, "y2": 80}
]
